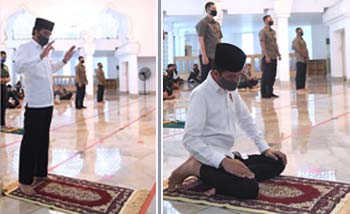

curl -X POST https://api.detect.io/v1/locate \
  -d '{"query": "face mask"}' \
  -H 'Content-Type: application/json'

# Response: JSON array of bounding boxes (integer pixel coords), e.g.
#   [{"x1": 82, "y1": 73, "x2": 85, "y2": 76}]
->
[
  {"x1": 210, "y1": 10, "x2": 217, "y2": 17},
  {"x1": 81, "y1": 60, "x2": 85, "y2": 64},
  {"x1": 38, "y1": 34, "x2": 49, "y2": 46},
  {"x1": 268, "y1": 21, "x2": 274, "y2": 26},
  {"x1": 299, "y1": 32, "x2": 304, "y2": 36},
  {"x1": 218, "y1": 74, "x2": 239, "y2": 91},
  {"x1": 1, "y1": 58, "x2": 6, "y2": 63}
]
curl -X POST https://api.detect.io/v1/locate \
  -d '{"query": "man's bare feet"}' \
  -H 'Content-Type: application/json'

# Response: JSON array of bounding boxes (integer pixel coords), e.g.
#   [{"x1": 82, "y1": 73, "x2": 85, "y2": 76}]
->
[
  {"x1": 19, "y1": 183, "x2": 36, "y2": 196},
  {"x1": 204, "y1": 188, "x2": 216, "y2": 197},
  {"x1": 296, "y1": 89, "x2": 305, "y2": 94},
  {"x1": 168, "y1": 156, "x2": 201, "y2": 191}
]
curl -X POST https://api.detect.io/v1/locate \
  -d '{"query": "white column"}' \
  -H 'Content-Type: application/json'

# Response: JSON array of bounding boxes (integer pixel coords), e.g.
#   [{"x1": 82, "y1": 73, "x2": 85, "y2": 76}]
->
[
  {"x1": 345, "y1": 24, "x2": 350, "y2": 80},
  {"x1": 82, "y1": 43, "x2": 96, "y2": 95},
  {"x1": 0, "y1": 22, "x2": 6, "y2": 51},
  {"x1": 174, "y1": 31, "x2": 180, "y2": 57},
  {"x1": 329, "y1": 27, "x2": 343, "y2": 78},
  {"x1": 115, "y1": 41, "x2": 140, "y2": 95},
  {"x1": 178, "y1": 32, "x2": 186, "y2": 56},
  {"x1": 118, "y1": 59, "x2": 128, "y2": 92},
  {"x1": 214, "y1": 0, "x2": 224, "y2": 26},
  {"x1": 276, "y1": 14, "x2": 290, "y2": 81},
  {"x1": 273, "y1": 0, "x2": 292, "y2": 81},
  {"x1": 167, "y1": 30, "x2": 174, "y2": 64},
  {"x1": 127, "y1": 55, "x2": 138, "y2": 95}
]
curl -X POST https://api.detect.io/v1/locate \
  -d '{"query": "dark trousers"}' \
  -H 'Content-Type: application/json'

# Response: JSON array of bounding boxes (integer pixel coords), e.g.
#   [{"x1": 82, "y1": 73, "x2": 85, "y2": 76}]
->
[
  {"x1": 296, "y1": 62, "x2": 307, "y2": 90},
  {"x1": 238, "y1": 80, "x2": 259, "y2": 89},
  {"x1": 19, "y1": 106, "x2": 53, "y2": 185},
  {"x1": 60, "y1": 92, "x2": 73, "y2": 100},
  {"x1": 199, "y1": 154, "x2": 285, "y2": 199},
  {"x1": 97, "y1": 84, "x2": 105, "y2": 102},
  {"x1": 261, "y1": 57, "x2": 277, "y2": 97},
  {"x1": 199, "y1": 55, "x2": 214, "y2": 83},
  {"x1": 188, "y1": 72, "x2": 200, "y2": 84},
  {"x1": 1, "y1": 84, "x2": 7, "y2": 126},
  {"x1": 75, "y1": 84, "x2": 86, "y2": 108}
]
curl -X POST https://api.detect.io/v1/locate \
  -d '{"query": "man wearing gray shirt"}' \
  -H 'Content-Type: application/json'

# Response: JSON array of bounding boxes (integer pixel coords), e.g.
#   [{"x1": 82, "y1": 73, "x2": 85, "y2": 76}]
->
[
  {"x1": 292, "y1": 27, "x2": 309, "y2": 93},
  {"x1": 259, "y1": 15, "x2": 281, "y2": 98},
  {"x1": 168, "y1": 43, "x2": 286, "y2": 199},
  {"x1": 196, "y1": 1, "x2": 223, "y2": 83}
]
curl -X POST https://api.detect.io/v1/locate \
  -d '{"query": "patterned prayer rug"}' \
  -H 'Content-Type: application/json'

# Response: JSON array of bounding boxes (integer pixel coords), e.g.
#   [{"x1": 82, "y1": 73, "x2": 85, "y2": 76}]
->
[
  {"x1": 0, "y1": 127, "x2": 24, "y2": 135},
  {"x1": 164, "y1": 176, "x2": 350, "y2": 214},
  {"x1": 163, "y1": 120, "x2": 185, "y2": 129},
  {"x1": 4, "y1": 174, "x2": 149, "y2": 214}
]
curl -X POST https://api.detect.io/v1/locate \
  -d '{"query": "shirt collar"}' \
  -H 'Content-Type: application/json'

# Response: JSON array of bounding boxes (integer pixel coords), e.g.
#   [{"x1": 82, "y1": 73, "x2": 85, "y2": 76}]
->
[
  {"x1": 30, "y1": 39, "x2": 43, "y2": 49},
  {"x1": 207, "y1": 71, "x2": 225, "y2": 94},
  {"x1": 205, "y1": 16, "x2": 216, "y2": 23}
]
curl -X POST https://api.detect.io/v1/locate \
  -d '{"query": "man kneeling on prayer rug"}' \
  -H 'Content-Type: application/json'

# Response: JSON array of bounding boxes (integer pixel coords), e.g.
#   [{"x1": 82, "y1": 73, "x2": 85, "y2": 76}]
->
[{"x1": 168, "y1": 43, "x2": 287, "y2": 199}]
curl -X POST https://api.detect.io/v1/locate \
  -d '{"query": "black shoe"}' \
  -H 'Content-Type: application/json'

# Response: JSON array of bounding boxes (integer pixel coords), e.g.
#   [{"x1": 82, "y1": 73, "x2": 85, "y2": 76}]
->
[
  {"x1": 272, "y1": 94, "x2": 279, "y2": 98},
  {"x1": 81, "y1": 106, "x2": 87, "y2": 109},
  {"x1": 261, "y1": 95, "x2": 272, "y2": 99},
  {"x1": 76, "y1": 107, "x2": 82, "y2": 109}
]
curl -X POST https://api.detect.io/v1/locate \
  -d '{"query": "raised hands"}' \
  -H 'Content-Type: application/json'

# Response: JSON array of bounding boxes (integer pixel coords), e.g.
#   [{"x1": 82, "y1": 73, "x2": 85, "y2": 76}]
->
[
  {"x1": 40, "y1": 41, "x2": 55, "y2": 60},
  {"x1": 63, "y1": 46, "x2": 76, "y2": 63}
]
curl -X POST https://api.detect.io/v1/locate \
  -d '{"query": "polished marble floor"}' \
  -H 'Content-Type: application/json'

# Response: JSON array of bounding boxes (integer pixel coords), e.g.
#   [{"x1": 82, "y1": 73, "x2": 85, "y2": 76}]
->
[
  {"x1": 0, "y1": 91, "x2": 156, "y2": 214},
  {"x1": 163, "y1": 77, "x2": 350, "y2": 214}
]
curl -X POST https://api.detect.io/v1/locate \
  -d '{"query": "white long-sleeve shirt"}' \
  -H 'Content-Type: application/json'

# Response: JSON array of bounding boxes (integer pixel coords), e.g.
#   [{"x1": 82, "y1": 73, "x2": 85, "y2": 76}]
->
[
  {"x1": 183, "y1": 72, "x2": 269, "y2": 168},
  {"x1": 14, "y1": 39, "x2": 65, "y2": 108}
]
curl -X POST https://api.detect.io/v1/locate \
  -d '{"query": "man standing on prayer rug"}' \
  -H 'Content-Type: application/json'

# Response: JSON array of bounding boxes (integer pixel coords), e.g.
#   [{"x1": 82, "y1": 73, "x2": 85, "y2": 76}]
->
[
  {"x1": 168, "y1": 43, "x2": 287, "y2": 199},
  {"x1": 14, "y1": 18, "x2": 75, "y2": 195}
]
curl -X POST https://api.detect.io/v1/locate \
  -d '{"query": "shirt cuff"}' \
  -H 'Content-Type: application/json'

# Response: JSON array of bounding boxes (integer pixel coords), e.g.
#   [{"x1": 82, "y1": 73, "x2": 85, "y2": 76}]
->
[
  {"x1": 211, "y1": 152, "x2": 226, "y2": 169},
  {"x1": 256, "y1": 140, "x2": 270, "y2": 154}
]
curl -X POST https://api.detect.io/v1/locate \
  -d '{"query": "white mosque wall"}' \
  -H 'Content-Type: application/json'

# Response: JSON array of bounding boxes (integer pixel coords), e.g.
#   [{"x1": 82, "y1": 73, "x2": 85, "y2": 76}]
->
[
  {"x1": 323, "y1": 0, "x2": 350, "y2": 79},
  {"x1": 176, "y1": 24, "x2": 328, "y2": 61},
  {"x1": 106, "y1": 55, "x2": 119, "y2": 79},
  {"x1": 311, "y1": 24, "x2": 330, "y2": 60},
  {"x1": 138, "y1": 57, "x2": 156, "y2": 93},
  {"x1": 116, "y1": 0, "x2": 157, "y2": 57}
]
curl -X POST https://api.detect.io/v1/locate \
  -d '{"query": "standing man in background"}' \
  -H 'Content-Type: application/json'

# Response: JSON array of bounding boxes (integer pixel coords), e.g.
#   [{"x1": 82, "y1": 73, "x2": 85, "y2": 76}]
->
[
  {"x1": 75, "y1": 56, "x2": 88, "y2": 109},
  {"x1": 196, "y1": 1, "x2": 223, "y2": 82},
  {"x1": 259, "y1": 15, "x2": 281, "y2": 99},
  {"x1": 1, "y1": 51, "x2": 11, "y2": 128},
  {"x1": 292, "y1": 27, "x2": 309, "y2": 93},
  {"x1": 96, "y1": 62, "x2": 106, "y2": 103}
]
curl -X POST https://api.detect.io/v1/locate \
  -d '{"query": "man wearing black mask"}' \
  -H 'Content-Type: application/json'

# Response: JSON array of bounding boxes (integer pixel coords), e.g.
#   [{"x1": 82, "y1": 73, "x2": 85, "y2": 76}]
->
[
  {"x1": 259, "y1": 15, "x2": 281, "y2": 98},
  {"x1": 14, "y1": 18, "x2": 75, "y2": 195},
  {"x1": 1, "y1": 51, "x2": 11, "y2": 127},
  {"x1": 196, "y1": 1, "x2": 223, "y2": 83},
  {"x1": 188, "y1": 64, "x2": 201, "y2": 84},
  {"x1": 168, "y1": 43, "x2": 287, "y2": 199},
  {"x1": 75, "y1": 56, "x2": 88, "y2": 109},
  {"x1": 292, "y1": 27, "x2": 309, "y2": 93}
]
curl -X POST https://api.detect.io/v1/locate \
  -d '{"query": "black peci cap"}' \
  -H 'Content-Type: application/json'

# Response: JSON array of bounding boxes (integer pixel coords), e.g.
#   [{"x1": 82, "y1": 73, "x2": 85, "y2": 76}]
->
[{"x1": 214, "y1": 43, "x2": 246, "y2": 72}]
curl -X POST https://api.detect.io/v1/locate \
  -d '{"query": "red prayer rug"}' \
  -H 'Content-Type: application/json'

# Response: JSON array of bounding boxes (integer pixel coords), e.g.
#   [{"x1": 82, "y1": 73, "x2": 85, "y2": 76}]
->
[
  {"x1": 4, "y1": 174, "x2": 149, "y2": 214},
  {"x1": 164, "y1": 176, "x2": 350, "y2": 214}
]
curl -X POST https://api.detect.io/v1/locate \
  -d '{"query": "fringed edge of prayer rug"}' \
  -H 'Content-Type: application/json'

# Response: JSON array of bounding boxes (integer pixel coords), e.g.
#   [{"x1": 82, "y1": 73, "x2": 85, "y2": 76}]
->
[
  {"x1": 331, "y1": 192, "x2": 350, "y2": 214},
  {"x1": 163, "y1": 179, "x2": 276, "y2": 214}
]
